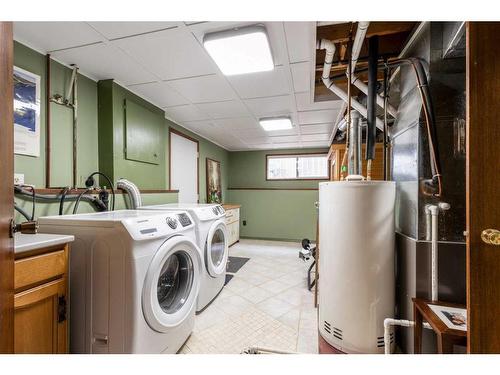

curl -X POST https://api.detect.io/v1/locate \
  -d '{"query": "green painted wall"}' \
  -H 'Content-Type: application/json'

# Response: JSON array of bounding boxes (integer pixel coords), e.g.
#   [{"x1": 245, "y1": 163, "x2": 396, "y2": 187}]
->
[
  {"x1": 168, "y1": 122, "x2": 229, "y2": 204},
  {"x1": 227, "y1": 148, "x2": 328, "y2": 241},
  {"x1": 14, "y1": 41, "x2": 99, "y2": 188},
  {"x1": 98, "y1": 80, "x2": 167, "y2": 189}
]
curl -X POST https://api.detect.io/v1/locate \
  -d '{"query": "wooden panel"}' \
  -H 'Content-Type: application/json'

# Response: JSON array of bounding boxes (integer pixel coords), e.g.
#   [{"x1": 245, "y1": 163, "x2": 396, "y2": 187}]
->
[
  {"x1": 14, "y1": 278, "x2": 66, "y2": 353},
  {"x1": 328, "y1": 143, "x2": 385, "y2": 181},
  {"x1": 0, "y1": 21, "x2": 14, "y2": 354},
  {"x1": 15, "y1": 248, "x2": 67, "y2": 291},
  {"x1": 466, "y1": 22, "x2": 500, "y2": 354}
]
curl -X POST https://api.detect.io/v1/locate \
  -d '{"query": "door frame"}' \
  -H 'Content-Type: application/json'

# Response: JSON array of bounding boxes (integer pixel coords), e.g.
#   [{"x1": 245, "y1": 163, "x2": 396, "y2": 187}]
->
[
  {"x1": 466, "y1": 21, "x2": 500, "y2": 354},
  {"x1": 0, "y1": 21, "x2": 14, "y2": 354},
  {"x1": 168, "y1": 127, "x2": 199, "y2": 203}
]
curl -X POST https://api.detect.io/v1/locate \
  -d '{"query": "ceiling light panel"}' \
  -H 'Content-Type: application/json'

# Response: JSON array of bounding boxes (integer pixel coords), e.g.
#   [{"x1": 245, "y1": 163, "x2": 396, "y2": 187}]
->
[
  {"x1": 260, "y1": 117, "x2": 293, "y2": 131},
  {"x1": 203, "y1": 25, "x2": 274, "y2": 76}
]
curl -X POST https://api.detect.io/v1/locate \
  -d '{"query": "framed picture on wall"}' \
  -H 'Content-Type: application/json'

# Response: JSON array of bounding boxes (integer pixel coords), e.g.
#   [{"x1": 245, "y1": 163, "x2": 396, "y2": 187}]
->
[
  {"x1": 206, "y1": 158, "x2": 222, "y2": 203},
  {"x1": 13, "y1": 66, "x2": 41, "y2": 157}
]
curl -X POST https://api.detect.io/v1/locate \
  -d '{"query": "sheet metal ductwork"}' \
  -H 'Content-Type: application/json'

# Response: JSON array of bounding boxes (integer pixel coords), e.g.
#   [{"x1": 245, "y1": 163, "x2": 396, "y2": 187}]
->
[{"x1": 390, "y1": 22, "x2": 466, "y2": 353}]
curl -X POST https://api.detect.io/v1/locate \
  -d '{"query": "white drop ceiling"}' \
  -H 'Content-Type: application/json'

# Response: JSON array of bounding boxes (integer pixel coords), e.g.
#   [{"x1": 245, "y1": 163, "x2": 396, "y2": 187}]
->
[{"x1": 14, "y1": 21, "x2": 343, "y2": 151}]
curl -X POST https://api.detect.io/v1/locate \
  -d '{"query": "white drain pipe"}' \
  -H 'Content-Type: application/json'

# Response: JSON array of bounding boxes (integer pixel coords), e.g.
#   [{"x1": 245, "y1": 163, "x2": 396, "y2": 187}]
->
[
  {"x1": 426, "y1": 202, "x2": 451, "y2": 301},
  {"x1": 351, "y1": 76, "x2": 398, "y2": 117},
  {"x1": 383, "y1": 318, "x2": 432, "y2": 354},
  {"x1": 317, "y1": 22, "x2": 384, "y2": 131}
]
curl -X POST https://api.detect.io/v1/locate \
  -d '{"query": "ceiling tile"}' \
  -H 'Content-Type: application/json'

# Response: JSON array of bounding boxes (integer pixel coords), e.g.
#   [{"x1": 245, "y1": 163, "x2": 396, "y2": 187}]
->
[
  {"x1": 179, "y1": 119, "x2": 218, "y2": 132},
  {"x1": 298, "y1": 109, "x2": 338, "y2": 125},
  {"x1": 88, "y1": 22, "x2": 181, "y2": 40},
  {"x1": 271, "y1": 142, "x2": 303, "y2": 149},
  {"x1": 300, "y1": 123, "x2": 333, "y2": 134},
  {"x1": 244, "y1": 137, "x2": 273, "y2": 145},
  {"x1": 113, "y1": 28, "x2": 218, "y2": 81},
  {"x1": 301, "y1": 140, "x2": 329, "y2": 148},
  {"x1": 290, "y1": 62, "x2": 311, "y2": 93},
  {"x1": 168, "y1": 74, "x2": 236, "y2": 103},
  {"x1": 215, "y1": 116, "x2": 259, "y2": 130},
  {"x1": 300, "y1": 133, "x2": 330, "y2": 142},
  {"x1": 243, "y1": 95, "x2": 295, "y2": 117},
  {"x1": 127, "y1": 81, "x2": 189, "y2": 108},
  {"x1": 227, "y1": 66, "x2": 291, "y2": 99},
  {"x1": 295, "y1": 92, "x2": 344, "y2": 111},
  {"x1": 51, "y1": 42, "x2": 157, "y2": 85},
  {"x1": 14, "y1": 22, "x2": 104, "y2": 52},
  {"x1": 270, "y1": 135, "x2": 300, "y2": 143},
  {"x1": 234, "y1": 127, "x2": 268, "y2": 138},
  {"x1": 164, "y1": 104, "x2": 210, "y2": 123},
  {"x1": 284, "y1": 22, "x2": 314, "y2": 63},
  {"x1": 196, "y1": 100, "x2": 249, "y2": 119}
]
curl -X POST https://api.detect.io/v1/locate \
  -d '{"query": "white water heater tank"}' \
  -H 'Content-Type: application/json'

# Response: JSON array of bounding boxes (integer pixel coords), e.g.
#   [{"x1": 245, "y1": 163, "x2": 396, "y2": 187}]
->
[{"x1": 318, "y1": 181, "x2": 396, "y2": 353}]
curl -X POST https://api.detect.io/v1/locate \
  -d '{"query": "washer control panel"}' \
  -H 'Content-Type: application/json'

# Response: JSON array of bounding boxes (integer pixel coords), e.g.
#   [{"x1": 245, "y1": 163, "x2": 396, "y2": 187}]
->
[
  {"x1": 123, "y1": 211, "x2": 195, "y2": 240},
  {"x1": 177, "y1": 213, "x2": 192, "y2": 227},
  {"x1": 196, "y1": 205, "x2": 226, "y2": 221}
]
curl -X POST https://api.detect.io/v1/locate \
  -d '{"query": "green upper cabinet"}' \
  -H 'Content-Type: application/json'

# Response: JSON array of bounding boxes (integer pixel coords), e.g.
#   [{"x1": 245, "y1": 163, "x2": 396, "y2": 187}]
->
[{"x1": 124, "y1": 99, "x2": 161, "y2": 165}]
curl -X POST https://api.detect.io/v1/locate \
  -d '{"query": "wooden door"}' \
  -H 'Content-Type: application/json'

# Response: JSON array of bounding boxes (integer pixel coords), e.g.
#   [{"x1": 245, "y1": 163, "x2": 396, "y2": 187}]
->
[
  {"x1": 0, "y1": 22, "x2": 14, "y2": 354},
  {"x1": 14, "y1": 278, "x2": 67, "y2": 353},
  {"x1": 466, "y1": 22, "x2": 500, "y2": 353}
]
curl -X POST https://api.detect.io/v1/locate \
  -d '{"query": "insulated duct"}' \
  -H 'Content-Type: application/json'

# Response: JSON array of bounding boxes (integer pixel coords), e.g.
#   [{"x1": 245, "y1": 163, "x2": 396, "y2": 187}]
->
[
  {"x1": 117, "y1": 179, "x2": 142, "y2": 209},
  {"x1": 366, "y1": 35, "x2": 379, "y2": 161}
]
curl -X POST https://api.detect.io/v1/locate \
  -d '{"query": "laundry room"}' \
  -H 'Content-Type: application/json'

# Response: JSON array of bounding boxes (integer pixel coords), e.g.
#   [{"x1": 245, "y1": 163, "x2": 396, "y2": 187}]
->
[{"x1": 0, "y1": 1, "x2": 499, "y2": 373}]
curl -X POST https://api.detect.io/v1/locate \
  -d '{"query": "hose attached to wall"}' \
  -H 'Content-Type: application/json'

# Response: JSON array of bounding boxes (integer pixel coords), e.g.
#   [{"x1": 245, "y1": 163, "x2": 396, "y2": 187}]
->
[
  {"x1": 116, "y1": 178, "x2": 142, "y2": 209},
  {"x1": 59, "y1": 186, "x2": 70, "y2": 215},
  {"x1": 14, "y1": 186, "x2": 108, "y2": 216},
  {"x1": 85, "y1": 172, "x2": 115, "y2": 211},
  {"x1": 73, "y1": 188, "x2": 92, "y2": 214}
]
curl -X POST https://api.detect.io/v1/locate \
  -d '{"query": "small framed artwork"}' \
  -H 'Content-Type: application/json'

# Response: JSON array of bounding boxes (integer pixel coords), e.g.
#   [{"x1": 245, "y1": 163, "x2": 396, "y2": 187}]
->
[
  {"x1": 13, "y1": 66, "x2": 41, "y2": 157},
  {"x1": 206, "y1": 158, "x2": 222, "y2": 203}
]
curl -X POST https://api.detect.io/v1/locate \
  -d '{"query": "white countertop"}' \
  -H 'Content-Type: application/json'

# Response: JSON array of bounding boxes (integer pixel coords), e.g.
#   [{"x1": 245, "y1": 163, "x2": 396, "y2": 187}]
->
[{"x1": 15, "y1": 233, "x2": 74, "y2": 254}]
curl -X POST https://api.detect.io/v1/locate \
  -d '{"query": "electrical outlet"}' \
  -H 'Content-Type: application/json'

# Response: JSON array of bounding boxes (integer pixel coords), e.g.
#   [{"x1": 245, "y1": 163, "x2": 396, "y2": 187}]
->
[{"x1": 14, "y1": 173, "x2": 24, "y2": 185}]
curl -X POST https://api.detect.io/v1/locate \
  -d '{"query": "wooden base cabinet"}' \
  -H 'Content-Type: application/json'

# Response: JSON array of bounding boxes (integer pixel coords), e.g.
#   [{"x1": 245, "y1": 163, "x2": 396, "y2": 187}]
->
[
  {"x1": 223, "y1": 205, "x2": 241, "y2": 247},
  {"x1": 14, "y1": 245, "x2": 69, "y2": 353}
]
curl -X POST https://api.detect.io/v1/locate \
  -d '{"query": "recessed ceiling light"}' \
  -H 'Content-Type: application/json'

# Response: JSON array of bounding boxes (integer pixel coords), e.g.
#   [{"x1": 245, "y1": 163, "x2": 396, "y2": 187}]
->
[
  {"x1": 203, "y1": 25, "x2": 274, "y2": 76},
  {"x1": 259, "y1": 117, "x2": 293, "y2": 131}
]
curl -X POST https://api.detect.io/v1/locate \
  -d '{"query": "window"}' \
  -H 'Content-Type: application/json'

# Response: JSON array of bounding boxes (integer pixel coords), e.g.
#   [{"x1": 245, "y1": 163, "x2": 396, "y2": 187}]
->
[{"x1": 266, "y1": 154, "x2": 329, "y2": 180}]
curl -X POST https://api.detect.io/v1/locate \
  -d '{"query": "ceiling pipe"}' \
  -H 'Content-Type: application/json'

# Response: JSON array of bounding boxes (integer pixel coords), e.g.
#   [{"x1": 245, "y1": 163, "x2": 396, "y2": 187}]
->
[
  {"x1": 351, "y1": 76, "x2": 398, "y2": 117},
  {"x1": 317, "y1": 34, "x2": 384, "y2": 131}
]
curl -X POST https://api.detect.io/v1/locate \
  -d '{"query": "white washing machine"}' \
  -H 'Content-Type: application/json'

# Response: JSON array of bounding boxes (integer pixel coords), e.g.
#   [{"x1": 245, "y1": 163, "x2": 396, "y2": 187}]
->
[
  {"x1": 38, "y1": 210, "x2": 202, "y2": 354},
  {"x1": 139, "y1": 203, "x2": 228, "y2": 312}
]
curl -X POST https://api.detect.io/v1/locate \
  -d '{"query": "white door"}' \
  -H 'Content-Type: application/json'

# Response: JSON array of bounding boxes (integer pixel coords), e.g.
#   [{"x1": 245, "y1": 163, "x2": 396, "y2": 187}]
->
[{"x1": 170, "y1": 131, "x2": 198, "y2": 203}]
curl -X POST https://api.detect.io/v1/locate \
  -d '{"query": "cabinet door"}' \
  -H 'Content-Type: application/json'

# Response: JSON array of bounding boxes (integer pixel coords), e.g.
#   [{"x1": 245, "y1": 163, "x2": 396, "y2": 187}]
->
[{"x1": 14, "y1": 278, "x2": 67, "y2": 353}]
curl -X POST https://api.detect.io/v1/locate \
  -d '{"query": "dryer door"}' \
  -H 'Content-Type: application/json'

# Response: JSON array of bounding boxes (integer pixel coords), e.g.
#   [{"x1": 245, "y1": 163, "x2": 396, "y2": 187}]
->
[
  {"x1": 205, "y1": 220, "x2": 228, "y2": 278},
  {"x1": 142, "y1": 235, "x2": 201, "y2": 332}
]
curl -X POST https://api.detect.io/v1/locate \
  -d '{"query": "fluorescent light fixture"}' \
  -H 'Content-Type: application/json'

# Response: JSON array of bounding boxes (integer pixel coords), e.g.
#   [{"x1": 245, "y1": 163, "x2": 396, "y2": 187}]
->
[
  {"x1": 203, "y1": 25, "x2": 274, "y2": 76},
  {"x1": 259, "y1": 117, "x2": 293, "y2": 131}
]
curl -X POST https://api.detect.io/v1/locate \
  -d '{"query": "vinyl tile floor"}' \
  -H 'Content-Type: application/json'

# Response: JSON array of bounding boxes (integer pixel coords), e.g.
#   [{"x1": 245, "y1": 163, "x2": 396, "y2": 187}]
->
[{"x1": 179, "y1": 239, "x2": 318, "y2": 354}]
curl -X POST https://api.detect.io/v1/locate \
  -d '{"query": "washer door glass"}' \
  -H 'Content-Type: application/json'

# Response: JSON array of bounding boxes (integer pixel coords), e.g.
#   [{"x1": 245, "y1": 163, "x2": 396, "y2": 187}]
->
[
  {"x1": 210, "y1": 229, "x2": 225, "y2": 268},
  {"x1": 142, "y1": 236, "x2": 201, "y2": 332},
  {"x1": 157, "y1": 250, "x2": 193, "y2": 314},
  {"x1": 206, "y1": 221, "x2": 228, "y2": 277}
]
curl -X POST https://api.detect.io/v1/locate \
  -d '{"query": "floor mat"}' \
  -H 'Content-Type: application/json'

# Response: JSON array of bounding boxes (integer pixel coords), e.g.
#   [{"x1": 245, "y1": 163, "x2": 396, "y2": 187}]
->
[
  {"x1": 226, "y1": 256, "x2": 250, "y2": 274},
  {"x1": 224, "y1": 274, "x2": 234, "y2": 286}
]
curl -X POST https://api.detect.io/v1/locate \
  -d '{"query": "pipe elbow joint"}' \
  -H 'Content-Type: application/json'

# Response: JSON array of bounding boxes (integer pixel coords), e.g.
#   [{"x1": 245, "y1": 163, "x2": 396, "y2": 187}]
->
[{"x1": 318, "y1": 39, "x2": 336, "y2": 54}]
